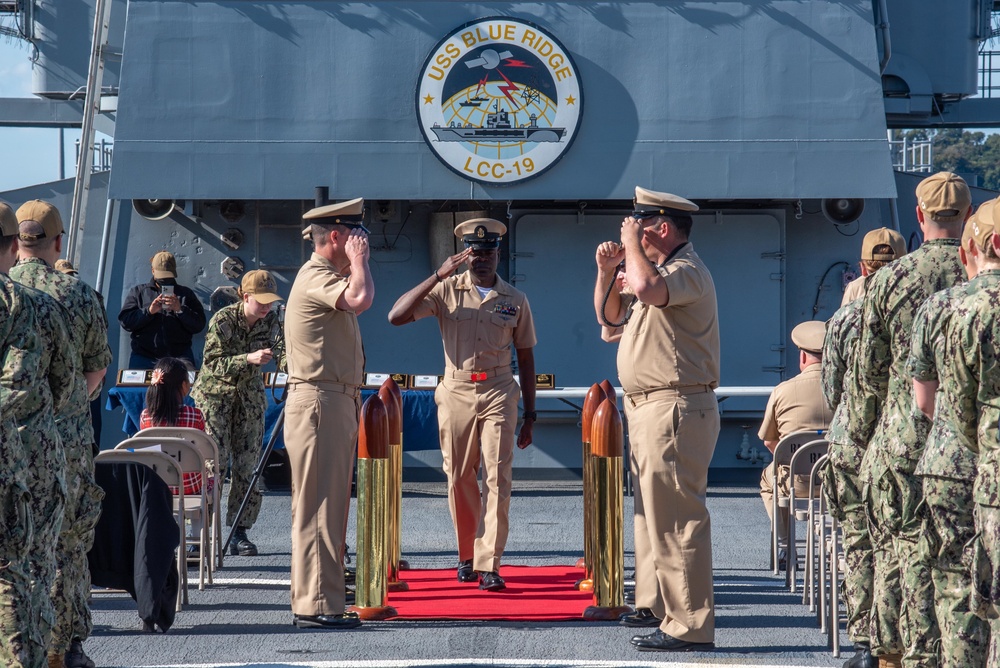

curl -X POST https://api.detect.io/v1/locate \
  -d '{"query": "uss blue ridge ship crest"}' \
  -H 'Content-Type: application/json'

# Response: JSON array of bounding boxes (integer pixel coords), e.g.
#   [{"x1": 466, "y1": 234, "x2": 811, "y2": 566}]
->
[{"x1": 416, "y1": 17, "x2": 584, "y2": 185}]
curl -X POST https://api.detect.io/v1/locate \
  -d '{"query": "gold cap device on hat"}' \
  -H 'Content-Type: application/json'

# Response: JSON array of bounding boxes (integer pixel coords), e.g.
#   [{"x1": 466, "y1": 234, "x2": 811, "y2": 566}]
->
[
  {"x1": 241, "y1": 269, "x2": 283, "y2": 304},
  {"x1": 454, "y1": 218, "x2": 507, "y2": 250},
  {"x1": 151, "y1": 251, "x2": 177, "y2": 279},
  {"x1": 916, "y1": 172, "x2": 972, "y2": 224},
  {"x1": 791, "y1": 320, "x2": 826, "y2": 355},
  {"x1": 16, "y1": 200, "x2": 65, "y2": 241},
  {"x1": 861, "y1": 227, "x2": 906, "y2": 262},
  {"x1": 633, "y1": 186, "x2": 699, "y2": 220}
]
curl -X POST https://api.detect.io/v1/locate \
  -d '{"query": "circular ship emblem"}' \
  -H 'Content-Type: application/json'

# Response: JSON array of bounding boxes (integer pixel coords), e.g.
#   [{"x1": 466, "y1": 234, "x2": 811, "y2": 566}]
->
[{"x1": 416, "y1": 17, "x2": 583, "y2": 185}]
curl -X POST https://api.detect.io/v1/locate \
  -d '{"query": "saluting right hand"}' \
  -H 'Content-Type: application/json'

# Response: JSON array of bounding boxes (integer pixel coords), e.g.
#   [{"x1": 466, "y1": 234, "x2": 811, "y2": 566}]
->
[
  {"x1": 595, "y1": 241, "x2": 624, "y2": 272},
  {"x1": 344, "y1": 228, "x2": 370, "y2": 263},
  {"x1": 436, "y1": 247, "x2": 473, "y2": 280}
]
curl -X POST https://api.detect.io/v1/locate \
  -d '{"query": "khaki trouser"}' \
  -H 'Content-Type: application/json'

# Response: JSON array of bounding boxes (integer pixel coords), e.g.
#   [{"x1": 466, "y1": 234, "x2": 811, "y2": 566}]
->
[
  {"x1": 284, "y1": 384, "x2": 358, "y2": 616},
  {"x1": 626, "y1": 388, "x2": 719, "y2": 644},
  {"x1": 435, "y1": 373, "x2": 519, "y2": 574},
  {"x1": 760, "y1": 464, "x2": 813, "y2": 543}
]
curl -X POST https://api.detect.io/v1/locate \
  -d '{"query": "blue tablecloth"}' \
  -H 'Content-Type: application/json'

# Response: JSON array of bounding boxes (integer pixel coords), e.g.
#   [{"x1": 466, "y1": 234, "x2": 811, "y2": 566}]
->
[{"x1": 107, "y1": 386, "x2": 439, "y2": 451}]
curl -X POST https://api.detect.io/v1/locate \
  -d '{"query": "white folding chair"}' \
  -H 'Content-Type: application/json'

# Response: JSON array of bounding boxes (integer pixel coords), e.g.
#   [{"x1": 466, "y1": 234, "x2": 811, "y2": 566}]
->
[
  {"x1": 768, "y1": 430, "x2": 826, "y2": 575},
  {"x1": 786, "y1": 439, "x2": 829, "y2": 594},
  {"x1": 802, "y1": 455, "x2": 830, "y2": 614},
  {"x1": 136, "y1": 427, "x2": 224, "y2": 570},
  {"x1": 95, "y1": 449, "x2": 188, "y2": 611},
  {"x1": 116, "y1": 437, "x2": 210, "y2": 593}
]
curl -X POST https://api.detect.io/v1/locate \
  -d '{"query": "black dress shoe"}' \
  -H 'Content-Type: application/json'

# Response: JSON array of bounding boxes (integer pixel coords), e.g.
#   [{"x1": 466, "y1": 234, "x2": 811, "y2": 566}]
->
[
  {"x1": 478, "y1": 571, "x2": 506, "y2": 591},
  {"x1": 619, "y1": 608, "x2": 662, "y2": 627},
  {"x1": 457, "y1": 560, "x2": 478, "y2": 583},
  {"x1": 293, "y1": 612, "x2": 362, "y2": 629},
  {"x1": 631, "y1": 630, "x2": 714, "y2": 652}
]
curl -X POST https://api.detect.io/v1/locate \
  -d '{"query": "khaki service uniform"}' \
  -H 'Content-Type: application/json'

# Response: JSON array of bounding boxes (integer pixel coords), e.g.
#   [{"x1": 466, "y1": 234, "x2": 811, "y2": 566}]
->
[
  {"x1": 618, "y1": 242, "x2": 720, "y2": 644},
  {"x1": 411, "y1": 271, "x2": 536, "y2": 573},
  {"x1": 841, "y1": 274, "x2": 866, "y2": 308},
  {"x1": 283, "y1": 252, "x2": 364, "y2": 616},
  {"x1": 758, "y1": 364, "x2": 832, "y2": 543}
]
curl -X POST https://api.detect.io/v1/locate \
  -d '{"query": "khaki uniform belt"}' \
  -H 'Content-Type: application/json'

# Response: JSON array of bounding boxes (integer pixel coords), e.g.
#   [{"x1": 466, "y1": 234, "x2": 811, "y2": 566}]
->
[
  {"x1": 447, "y1": 367, "x2": 511, "y2": 382},
  {"x1": 625, "y1": 384, "x2": 714, "y2": 407},
  {"x1": 288, "y1": 380, "x2": 361, "y2": 399}
]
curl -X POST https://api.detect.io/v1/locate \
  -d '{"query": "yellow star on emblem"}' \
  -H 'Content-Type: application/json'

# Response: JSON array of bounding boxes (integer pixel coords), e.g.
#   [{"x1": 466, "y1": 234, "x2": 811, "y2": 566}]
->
[
  {"x1": 565, "y1": 95, "x2": 576, "y2": 105},
  {"x1": 423, "y1": 94, "x2": 435, "y2": 104}
]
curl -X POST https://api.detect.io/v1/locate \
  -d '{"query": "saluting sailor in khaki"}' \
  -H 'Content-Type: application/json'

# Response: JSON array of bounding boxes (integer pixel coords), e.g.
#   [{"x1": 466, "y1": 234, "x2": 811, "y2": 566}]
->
[
  {"x1": 389, "y1": 217, "x2": 537, "y2": 593},
  {"x1": 596, "y1": 186, "x2": 720, "y2": 652},
  {"x1": 284, "y1": 197, "x2": 372, "y2": 630}
]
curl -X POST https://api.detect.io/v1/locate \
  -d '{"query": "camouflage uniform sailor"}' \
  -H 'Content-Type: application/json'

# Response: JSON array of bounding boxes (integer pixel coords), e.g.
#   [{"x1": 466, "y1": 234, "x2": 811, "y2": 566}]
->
[
  {"x1": 190, "y1": 270, "x2": 285, "y2": 556},
  {"x1": 10, "y1": 283, "x2": 77, "y2": 665},
  {"x1": 906, "y1": 204, "x2": 989, "y2": 668},
  {"x1": 11, "y1": 200, "x2": 112, "y2": 668},
  {"x1": 852, "y1": 173, "x2": 969, "y2": 667},
  {"x1": 0, "y1": 202, "x2": 41, "y2": 668},
  {"x1": 943, "y1": 206, "x2": 1000, "y2": 665},
  {"x1": 822, "y1": 227, "x2": 906, "y2": 668}
]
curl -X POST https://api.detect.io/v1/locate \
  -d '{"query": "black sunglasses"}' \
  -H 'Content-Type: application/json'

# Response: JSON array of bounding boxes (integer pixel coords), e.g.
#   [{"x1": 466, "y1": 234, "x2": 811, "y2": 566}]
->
[{"x1": 631, "y1": 210, "x2": 662, "y2": 221}]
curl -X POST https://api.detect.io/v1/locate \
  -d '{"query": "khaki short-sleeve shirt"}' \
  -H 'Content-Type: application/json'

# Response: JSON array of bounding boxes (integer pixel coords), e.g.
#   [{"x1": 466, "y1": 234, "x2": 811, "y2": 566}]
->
[
  {"x1": 758, "y1": 365, "x2": 833, "y2": 442},
  {"x1": 284, "y1": 253, "x2": 364, "y2": 385},
  {"x1": 412, "y1": 271, "x2": 536, "y2": 372},
  {"x1": 617, "y1": 243, "x2": 720, "y2": 394}
]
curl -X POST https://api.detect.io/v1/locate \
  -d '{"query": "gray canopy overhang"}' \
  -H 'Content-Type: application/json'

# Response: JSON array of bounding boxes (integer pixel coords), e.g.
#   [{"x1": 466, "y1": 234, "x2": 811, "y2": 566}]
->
[{"x1": 109, "y1": 1, "x2": 895, "y2": 201}]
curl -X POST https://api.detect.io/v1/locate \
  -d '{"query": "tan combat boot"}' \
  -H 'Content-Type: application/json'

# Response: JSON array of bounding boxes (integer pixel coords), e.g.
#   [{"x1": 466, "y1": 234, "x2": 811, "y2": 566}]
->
[{"x1": 878, "y1": 654, "x2": 903, "y2": 668}]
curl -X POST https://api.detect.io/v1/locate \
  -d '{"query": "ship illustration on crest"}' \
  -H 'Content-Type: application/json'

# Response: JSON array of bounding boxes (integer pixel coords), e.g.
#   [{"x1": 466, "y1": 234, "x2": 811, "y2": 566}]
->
[{"x1": 431, "y1": 100, "x2": 566, "y2": 143}]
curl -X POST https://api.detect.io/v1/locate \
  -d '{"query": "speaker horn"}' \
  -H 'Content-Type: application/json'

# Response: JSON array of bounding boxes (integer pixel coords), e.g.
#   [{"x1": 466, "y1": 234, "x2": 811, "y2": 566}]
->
[
  {"x1": 132, "y1": 199, "x2": 179, "y2": 221},
  {"x1": 821, "y1": 198, "x2": 865, "y2": 225}
]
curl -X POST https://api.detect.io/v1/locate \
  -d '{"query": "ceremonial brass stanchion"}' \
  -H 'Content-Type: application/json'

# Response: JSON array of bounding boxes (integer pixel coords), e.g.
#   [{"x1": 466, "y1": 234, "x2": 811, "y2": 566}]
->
[
  {"x1": 583, "y1": 398, "x2": 630, "y2": 620},
  {"x1": 348, "y1": 395, "x2": 397, "y2": 620},
  {"x1": 379, "y1": 379, "x2": 409, "y2": 592},
  {"x1": 575, "y1": 383, "x2": 606, "y2": 592},
  {"x1": 600, "y1": 379, "x2": 617, "y2": 406}
]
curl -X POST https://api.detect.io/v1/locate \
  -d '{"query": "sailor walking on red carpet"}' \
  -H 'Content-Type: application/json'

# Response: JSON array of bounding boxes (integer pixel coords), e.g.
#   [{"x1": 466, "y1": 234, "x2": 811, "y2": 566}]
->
[{"x1": 389, "y1": 217, "x2": 537, "y2": 592}]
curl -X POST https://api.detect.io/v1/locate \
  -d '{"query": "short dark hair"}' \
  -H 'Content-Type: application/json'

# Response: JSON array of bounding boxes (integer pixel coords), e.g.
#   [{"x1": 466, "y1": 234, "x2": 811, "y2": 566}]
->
[
  {"x1": 0, "y1": 234, "x2": 15, "y2": 254},
  {"x1": 665, "y1": 214, "x2": 693, "y2": 238}
]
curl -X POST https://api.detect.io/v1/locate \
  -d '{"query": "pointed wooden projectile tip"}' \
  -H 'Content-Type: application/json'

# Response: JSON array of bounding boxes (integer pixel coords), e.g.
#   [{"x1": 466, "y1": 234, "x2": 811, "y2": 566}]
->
[
  {"x1": 358, "y1": 394, "x2": 389, "y2": 460},
  {"x1": 582, "y1": 383, "x2": 608, "y2": 444},
  {"x1": 591, "y1": 399, "x2": 623, "y2": 458},
  {"x1": 378, "y1": 380, "x2": 402, "y2": 446},
  {"x1": 599, "y1": 380, "x2": 617, "y2": 407}
]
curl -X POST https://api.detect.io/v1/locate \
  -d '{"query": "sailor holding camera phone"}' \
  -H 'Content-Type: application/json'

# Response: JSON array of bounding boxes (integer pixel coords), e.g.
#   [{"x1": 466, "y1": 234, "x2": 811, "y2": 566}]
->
[{"x1": 118, "y1": 251, "x2": 207, "y2": 369}]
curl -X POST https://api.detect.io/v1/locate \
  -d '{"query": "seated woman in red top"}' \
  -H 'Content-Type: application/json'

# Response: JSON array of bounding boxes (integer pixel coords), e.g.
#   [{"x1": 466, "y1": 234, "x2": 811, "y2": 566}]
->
[{"x1": 139, "y1": 356, "x2": 208, "y2": 504}]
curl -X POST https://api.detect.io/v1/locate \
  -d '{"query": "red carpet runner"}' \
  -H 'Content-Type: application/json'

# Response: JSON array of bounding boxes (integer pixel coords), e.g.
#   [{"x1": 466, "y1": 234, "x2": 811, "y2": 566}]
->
[{"x1": 386, "y1": 565, "x2": 594, "y2": 621}]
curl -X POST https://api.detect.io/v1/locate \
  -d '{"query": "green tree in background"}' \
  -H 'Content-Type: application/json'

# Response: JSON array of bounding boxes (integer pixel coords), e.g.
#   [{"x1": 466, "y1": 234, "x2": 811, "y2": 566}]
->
[{"x1": 894, "y1": 129, "x2": 1000, "y2": 190}]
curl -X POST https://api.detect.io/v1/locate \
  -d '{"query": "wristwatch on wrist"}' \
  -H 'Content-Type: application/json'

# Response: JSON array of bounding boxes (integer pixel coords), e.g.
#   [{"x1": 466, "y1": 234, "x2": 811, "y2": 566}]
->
[{"x1": 522, "y1": 411, "x2": 537, "y2": 421}]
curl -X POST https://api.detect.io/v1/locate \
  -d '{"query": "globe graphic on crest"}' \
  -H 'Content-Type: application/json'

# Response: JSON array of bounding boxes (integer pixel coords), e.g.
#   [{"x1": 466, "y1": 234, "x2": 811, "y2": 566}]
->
[{"x1": 436, "y1": 81, "x2": 562, "y2": 160}]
